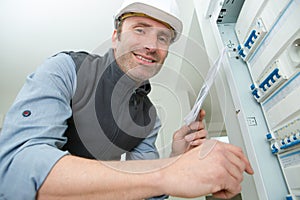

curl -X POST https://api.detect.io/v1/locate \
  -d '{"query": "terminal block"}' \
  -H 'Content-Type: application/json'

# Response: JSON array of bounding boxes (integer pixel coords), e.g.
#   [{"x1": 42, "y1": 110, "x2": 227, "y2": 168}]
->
[
  {"x1": 268, "y1": 117, "x2": 300, "y2": 154},
  {"x1": 237, "y1": 18, "x2": 267, "y2": 61},
  {"x1": 250, "y1": 60, "x2": 289, "y2": 102}
]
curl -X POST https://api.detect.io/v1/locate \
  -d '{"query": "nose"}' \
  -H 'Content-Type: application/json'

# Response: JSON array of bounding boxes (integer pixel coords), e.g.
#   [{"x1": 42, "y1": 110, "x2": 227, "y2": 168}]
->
[{"x1": 143, "y1": 34, "x2": 159, "y2": 52}]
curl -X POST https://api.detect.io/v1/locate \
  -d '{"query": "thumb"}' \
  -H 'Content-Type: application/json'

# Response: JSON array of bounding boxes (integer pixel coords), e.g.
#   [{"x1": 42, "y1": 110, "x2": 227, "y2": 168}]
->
[{"x1": 196, "y1": 109, "x2": 206, "y2": 121}]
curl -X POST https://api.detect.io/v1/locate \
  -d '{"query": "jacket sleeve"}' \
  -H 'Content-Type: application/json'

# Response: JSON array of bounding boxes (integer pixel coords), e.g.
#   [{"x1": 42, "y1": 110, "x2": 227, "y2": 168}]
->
[
  {"x1": 126, "y1": 116, "x2": 161, "y2": 160},
  {"x1": 0, "y1": 53, "x2": 77, "y2": 200}
]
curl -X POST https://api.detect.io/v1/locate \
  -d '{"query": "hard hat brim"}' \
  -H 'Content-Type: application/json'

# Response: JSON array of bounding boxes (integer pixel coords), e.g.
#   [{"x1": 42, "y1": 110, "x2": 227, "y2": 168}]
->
[{"x1": 114, "y1": 2, "x2": 183, "y2": 42}]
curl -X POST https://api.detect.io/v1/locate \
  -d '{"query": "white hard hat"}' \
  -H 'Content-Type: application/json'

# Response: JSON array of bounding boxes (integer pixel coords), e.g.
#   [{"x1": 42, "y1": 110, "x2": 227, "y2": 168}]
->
[{"x1": 114, "y1": 0, "x2": 183, "y2": 42}]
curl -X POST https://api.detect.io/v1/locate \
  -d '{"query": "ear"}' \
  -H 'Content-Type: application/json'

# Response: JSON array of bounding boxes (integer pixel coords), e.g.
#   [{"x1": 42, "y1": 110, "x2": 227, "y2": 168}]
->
[{"x1": 112, "y1": 29, "x2": 118, "y2": 48}]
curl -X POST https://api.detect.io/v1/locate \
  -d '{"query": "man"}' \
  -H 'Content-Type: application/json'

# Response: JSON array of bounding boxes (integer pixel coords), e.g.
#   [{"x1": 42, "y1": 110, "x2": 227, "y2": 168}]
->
[{"x1": 0, "y1": 0, "x2": 253, "y2": 199}]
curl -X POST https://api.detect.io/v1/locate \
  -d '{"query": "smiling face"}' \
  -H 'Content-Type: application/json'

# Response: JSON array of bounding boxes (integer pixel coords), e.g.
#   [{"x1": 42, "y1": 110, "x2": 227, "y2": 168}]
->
[{"x1": 112, "y1": 16, "x2": 173, "y2": 83}]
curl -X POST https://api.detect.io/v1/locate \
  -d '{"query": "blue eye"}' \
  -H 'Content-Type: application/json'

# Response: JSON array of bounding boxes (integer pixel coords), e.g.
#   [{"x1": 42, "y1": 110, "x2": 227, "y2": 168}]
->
[
  {"x1": 135, "y1": 28, "x2": 145, "y2": 34},
  {"x1": 159, "y1": 36, "x2": 167, "y2": 43},
  {"x1": 158, "y1": 36, "x2": 171, "y2": 45}
]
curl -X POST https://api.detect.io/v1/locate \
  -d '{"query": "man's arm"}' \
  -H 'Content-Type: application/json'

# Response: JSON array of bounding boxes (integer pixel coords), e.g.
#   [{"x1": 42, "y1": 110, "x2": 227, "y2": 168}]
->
[
  {"x1": 0, "y1": 53, "x2": 77, "y2": 199},
  {"x1": 37, "y1": 155, "x2": 163, "y2": 200},
  {"x1": 37, "y1": 140, "x2": 254, "y2": 200}
]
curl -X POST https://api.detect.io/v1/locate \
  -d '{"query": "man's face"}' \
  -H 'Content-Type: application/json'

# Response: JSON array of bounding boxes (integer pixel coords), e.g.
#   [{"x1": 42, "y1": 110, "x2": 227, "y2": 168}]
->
[{"x1": 112, "y1": 16, "x2": 172, "y2": 83}]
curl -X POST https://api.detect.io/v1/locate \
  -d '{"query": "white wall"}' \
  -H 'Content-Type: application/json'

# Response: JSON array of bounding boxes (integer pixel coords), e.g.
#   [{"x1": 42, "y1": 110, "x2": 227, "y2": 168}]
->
[{"x1": 0, "y1": 0, "x2": 122, "y2": 114}]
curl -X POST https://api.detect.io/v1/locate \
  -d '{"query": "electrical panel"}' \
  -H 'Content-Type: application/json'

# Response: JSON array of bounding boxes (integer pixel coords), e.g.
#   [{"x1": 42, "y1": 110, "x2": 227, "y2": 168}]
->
[
  {"x1": 235, "y1": 0, "x2": 300, "y2": 199},
  {"x1": 194, "y1": 0, "x2": 300, "y2": 198}
]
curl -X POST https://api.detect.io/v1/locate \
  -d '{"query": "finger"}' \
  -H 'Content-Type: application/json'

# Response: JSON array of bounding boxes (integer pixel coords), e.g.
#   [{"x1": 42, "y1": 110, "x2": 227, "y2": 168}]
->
[
  {"x1": 224, "y1": 150, "x2": 246, "y2": 181},
  {"x1": 173, "y1": 125, "x2": 191, "y2": 140},
  {"x1": 232, "y1": 147, "x2": 254, "y2": 175},
  {"x1": 212, "y1": 163, "x2": 242, "y2": 199},
  {"x1": 184, "y1": 130, "x2": 208, "y2": 142},
  {"x1": 212, "y1": 183, "x2": 242, "y2": 199},
  {"x1": 225, "y1": 144, "x2": 254, "y2": 175},
  {"x1": 189, "y1": 138, "x2": 207, "y2": 146},
  {"x1": 211, "y1": 163, "x2": 242, "y2": 199},
  {"x1": 189, "y1": 121, "x2": 205, "y2": 132}
]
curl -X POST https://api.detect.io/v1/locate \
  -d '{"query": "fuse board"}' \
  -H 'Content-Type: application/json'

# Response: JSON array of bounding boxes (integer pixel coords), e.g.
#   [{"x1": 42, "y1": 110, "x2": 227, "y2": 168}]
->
[
  {"x1": 193, "y1": 0, "x2": 300, "y2": 198},
  {"x1": 235, "y1": 0, "x2": 300, "y2": 199}
]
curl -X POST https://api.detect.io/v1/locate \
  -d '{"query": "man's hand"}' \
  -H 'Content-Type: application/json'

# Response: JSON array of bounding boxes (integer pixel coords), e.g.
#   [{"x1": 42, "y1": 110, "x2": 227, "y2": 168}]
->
[
  {"x1": 171, "y1": 109, "x2": 207, "y2": 157},
  {"x1": 162, "y1": 140, "x2": 254, "y2": 199}
]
